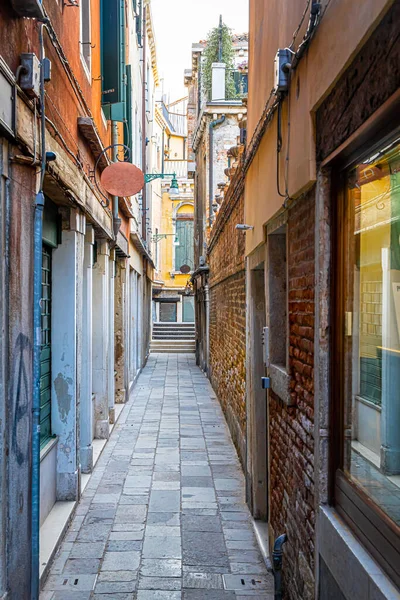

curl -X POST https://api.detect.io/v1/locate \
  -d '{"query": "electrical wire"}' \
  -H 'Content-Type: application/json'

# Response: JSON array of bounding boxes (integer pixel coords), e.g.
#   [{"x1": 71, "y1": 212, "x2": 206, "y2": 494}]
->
[
  {"x1": 289, "y1": 0, "x2": 312, "y2": 49},
  {"x1": 283, "y1": 78, "x2": 292, "y2": 206},
  {"x1": 276, "y1": 101, "x2": 286, "y2": 198},
  {"x1": 41, "y1": 11, "x2": 91, "y2": 119},
  {"x1": 45, "y1": 116, "x2": 83, "y2": 168},
  {"x1": 318, "y1": 0, "x2": 333, "y2": 22},
  {"x1": 45, "y1": 91, "x2": 81, "y2": 154},
  {"x1": 243, "y1": 0, "x2": 325, "y2": 202},
  {"x1": 243, "y1": 88, "x2": 277, "y2": 175},
  {"x1": 7, "y1": 174, "x2": 37, "y2": 195}
]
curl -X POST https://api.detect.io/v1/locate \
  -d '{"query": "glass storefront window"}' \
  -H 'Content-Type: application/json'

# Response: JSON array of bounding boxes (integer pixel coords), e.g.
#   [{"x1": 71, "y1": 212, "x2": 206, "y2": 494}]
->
[{"x1": 343, "y1": 138, "x2": 400, "y2": 527}]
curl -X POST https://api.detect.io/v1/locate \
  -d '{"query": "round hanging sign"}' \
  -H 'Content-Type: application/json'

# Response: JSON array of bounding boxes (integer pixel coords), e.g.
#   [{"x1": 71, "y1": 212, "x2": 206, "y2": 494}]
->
[
  {"x1": 100, "y1": 162, "x2": 145, "y2": 197},
  {"x1": 180, "y1": 264, "x2": 191, "y2": 274}
]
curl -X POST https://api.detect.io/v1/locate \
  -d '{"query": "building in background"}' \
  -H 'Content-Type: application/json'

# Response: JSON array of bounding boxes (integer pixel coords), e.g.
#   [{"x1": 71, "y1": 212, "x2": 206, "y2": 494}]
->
[
  {"x1": 149, "y1": 97, "x2": 196, "y2": 353},
  {"x1": 185, "y1": 25, "x2": 248, "y2": 372},
  {"x1": 0, "y1": 0, "x2": 158, "y2": 595}
]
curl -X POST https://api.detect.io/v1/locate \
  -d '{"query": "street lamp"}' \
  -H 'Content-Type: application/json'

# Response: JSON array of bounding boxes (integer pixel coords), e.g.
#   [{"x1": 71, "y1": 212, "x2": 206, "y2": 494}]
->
[{"x1": 144, "y1": 172, "x2": 179, "y2": 198}]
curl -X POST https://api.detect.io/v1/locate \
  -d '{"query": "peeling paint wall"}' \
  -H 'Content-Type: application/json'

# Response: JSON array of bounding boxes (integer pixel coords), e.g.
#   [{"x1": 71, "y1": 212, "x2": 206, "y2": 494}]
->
[{"x1": 4, "y1": 155, "x2": 34, "y2": 599}]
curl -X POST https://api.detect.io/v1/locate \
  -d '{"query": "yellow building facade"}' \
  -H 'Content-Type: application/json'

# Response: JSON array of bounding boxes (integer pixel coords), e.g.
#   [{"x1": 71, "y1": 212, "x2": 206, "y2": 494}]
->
[{"x1": 152, "y1": 100, "x2": 195, "y2": 323}]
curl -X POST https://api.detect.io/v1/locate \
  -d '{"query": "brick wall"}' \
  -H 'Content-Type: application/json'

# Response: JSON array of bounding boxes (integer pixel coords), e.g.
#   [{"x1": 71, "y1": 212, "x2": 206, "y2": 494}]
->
[
  {"x1": 269, "y1": 189, "x2": 316, "y2": 600},
  {"x1": 208, "y1": 172, "x2": 246, "y2": 467}
]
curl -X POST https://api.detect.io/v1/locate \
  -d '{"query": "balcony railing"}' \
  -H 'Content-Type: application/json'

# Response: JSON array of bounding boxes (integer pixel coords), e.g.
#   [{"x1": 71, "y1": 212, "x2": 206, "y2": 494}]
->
[{"x1": 163, "y1": 160, "x2": 188, "y2": 179}]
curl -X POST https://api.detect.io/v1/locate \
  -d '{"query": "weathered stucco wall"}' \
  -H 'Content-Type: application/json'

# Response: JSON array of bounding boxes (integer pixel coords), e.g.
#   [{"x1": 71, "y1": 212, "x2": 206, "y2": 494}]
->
[
  {"x1": 6, "y1": 158, "x2": 35, "y2": 599},
  {"x1": 245, "y1": 0, "x2": 395, "y2": 256}
]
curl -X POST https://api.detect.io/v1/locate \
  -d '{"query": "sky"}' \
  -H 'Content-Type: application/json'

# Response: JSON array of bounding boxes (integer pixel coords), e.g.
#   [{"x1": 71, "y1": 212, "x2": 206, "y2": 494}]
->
[{"x1": 151, "y1": 0, "x2": 249, "y2": 102}]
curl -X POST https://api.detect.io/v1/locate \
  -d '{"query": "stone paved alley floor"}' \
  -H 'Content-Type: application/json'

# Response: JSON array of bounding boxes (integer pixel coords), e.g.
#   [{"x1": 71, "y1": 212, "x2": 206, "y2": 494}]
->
[{"x1": 41, "y1": 354, "x2": 274, "y2": 599}]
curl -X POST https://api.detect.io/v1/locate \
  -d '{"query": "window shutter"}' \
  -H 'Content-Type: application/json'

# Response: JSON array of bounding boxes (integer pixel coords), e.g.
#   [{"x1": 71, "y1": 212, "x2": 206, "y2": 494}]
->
[
  {"x1": 40, "y1": 245, "x2": 52, "y2": 448},
  {"x1": 176, "y1": 220, "x2": 194, "y2": 271},
  {"x1": 101, "y1": 0, "x2": 126, "y2": 121},
  {"x1": 125, "y1": 64, "x2": 133, "y2": 159}
]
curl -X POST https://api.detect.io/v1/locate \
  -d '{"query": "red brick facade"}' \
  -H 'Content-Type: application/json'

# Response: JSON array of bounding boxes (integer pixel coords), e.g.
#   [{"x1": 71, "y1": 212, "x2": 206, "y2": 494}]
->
[
  {"x1": 269, "y1": 189, "x2": 316, "y2": 600},
  {"x1": 208, "y1": 172, "x2": 246, "y2": 466}
]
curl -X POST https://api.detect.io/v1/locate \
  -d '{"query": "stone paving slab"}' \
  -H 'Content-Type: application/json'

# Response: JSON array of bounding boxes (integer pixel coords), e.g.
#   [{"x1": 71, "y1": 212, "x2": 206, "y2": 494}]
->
[{"x1": 41, "y1": 354, "x2": 274, "y2": 599}]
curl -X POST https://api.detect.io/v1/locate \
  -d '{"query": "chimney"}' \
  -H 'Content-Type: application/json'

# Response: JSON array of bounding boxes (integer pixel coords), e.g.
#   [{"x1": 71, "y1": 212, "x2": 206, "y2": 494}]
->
[{"x1": 211, "y1": 62, "x2": 226, "y2": 102}]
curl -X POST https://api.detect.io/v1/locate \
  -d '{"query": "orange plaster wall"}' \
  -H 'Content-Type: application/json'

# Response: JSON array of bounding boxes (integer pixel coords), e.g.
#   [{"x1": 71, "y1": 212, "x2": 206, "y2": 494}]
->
[
  {"x1": 245, "y1": 0, "x2": 394, "y2": 257},
  {"x1": 0, "y1": 0, "x2": 110, "y2": 185}
]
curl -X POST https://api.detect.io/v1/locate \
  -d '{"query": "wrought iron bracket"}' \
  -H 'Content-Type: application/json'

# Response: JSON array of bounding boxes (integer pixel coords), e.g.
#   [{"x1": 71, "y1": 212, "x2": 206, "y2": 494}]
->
[
  {"x1": 144, "y1": 172, "x2": 174, "y2": 183},
  {"x1": 152, "y1": 233, "x2": 175, "y2": 243}
]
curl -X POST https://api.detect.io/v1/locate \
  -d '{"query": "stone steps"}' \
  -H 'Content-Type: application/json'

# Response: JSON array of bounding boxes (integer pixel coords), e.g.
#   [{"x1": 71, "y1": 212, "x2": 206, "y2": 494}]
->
[
  {"x1": 152, "y1": 322, "x2": 195, "y2": 343},
  {"x1": 150, "y1": 339, "x2": 196, "y2": 354}
]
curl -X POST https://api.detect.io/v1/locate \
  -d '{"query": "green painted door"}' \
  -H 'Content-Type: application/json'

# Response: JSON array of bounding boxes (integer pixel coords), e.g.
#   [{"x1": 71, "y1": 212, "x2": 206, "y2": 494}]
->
[{"x1": 40, "y1": 244, "x2": 52, "y2": 447}]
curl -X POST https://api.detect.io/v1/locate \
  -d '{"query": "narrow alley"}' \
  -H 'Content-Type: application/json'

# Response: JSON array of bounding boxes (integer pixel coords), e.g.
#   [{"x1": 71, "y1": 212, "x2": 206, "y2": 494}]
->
[
  {"x1": 1, "y1": 0, "x2": 400, "y2": 597},
  {"x1": 40, "y1": 354, "x2": 274, "y2": 600}
]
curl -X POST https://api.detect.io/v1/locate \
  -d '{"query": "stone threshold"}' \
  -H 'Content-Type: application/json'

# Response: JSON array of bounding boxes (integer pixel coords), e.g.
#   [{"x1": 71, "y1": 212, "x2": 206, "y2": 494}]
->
[
  {"x1": 39, "y1": 403, "x2": 125, "y2": 585},
  {"x1": 253, "y1": 519, "x2": 273, "y2": 572}
]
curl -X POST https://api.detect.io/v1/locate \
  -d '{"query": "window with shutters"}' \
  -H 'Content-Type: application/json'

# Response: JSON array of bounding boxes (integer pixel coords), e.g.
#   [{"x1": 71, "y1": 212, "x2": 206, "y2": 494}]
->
[
  {"x1": 40, "y1": 199, "x2": 60, "y2": 449},
  {"x1": 80, "y1": 0, "x2": 91, "y2": 74},
  {"x1": 101, "y1": 0, "x2": 126, "y2": 122},
  {"x1": 175, "y1": 219, "x2": 194, "y2": 272}
]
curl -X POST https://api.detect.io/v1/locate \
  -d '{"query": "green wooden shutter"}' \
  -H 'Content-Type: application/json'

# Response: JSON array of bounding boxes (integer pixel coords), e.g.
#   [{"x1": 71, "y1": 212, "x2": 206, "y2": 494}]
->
[
  {"x1": 101, "y1": 0, "x2": 126, "y2": 121},
  {"x1": 176, "y1": 220, "x2": 194, "y2": 271},
  {"x1": 125, "y1": 64, "x2": 133, "y2": 159},
  {"x1": 40, "y1": 245, "x2": 52, "y2": 448}
]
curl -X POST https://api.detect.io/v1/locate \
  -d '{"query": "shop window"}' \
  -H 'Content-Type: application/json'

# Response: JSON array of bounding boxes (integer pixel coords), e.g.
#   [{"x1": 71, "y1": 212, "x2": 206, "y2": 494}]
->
[{"x1": 334, "y1": 136, "x2": 400, "y2": 586}]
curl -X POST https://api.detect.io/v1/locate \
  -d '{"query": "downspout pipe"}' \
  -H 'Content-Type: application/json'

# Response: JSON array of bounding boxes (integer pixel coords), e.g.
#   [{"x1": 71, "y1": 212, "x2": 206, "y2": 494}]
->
[
  {"x1": 204, "y1": 283, "x2": 210, "y2": 374},
  {"x1": 31, "y1": 21, "x2": 47, "y2": 600},
  {"x1": 272, "y1": 533, "x2": 288, "y2": 600},
  {"x1": 208, "y1": 115, "x2": 225, "y2": 227}
]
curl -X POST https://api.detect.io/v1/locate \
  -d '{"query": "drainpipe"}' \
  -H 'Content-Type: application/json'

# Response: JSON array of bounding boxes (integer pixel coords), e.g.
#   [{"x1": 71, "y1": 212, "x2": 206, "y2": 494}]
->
[
  {"x1": 204, "y1": 283, "x2": 210, "y2": 373},
  {"x1": 161, "y1": 126, "x2": 165, "y2": 174},
  {"x1": 111, "y1": 121, "x2": 121, "y2": 237},
  {"x1": 272, "y1": 534, "x2": 288, "y2": 600},
  {"x1": 208, "y1": 115, "x2": 225, "y2": 227},
  {"x1": 31, "y1": 22, "x2": 47, "y2": 600},
  {"x1": 141, "y1": 2, "x2": 147, "y2": 241}
]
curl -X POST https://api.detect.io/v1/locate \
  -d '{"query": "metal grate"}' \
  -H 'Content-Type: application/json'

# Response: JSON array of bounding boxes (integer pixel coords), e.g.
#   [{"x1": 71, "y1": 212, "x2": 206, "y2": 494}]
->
[{"x1": 40, "y1": 244, "x2": 52, "y2": 447}]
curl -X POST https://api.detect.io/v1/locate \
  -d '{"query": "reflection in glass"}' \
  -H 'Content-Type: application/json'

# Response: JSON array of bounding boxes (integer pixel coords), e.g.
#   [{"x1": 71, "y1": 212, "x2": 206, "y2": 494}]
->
[{"x1": 345, "y1": 139, "x2": 400, "y2": 526}]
